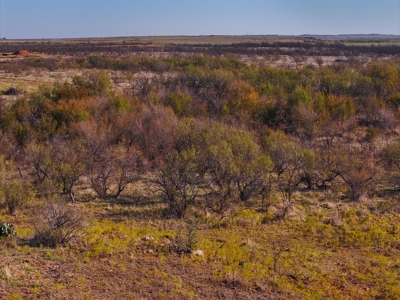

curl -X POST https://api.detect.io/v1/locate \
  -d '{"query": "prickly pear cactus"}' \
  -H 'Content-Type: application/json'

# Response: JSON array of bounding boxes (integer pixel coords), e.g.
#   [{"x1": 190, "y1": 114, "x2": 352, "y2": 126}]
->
[{"x1": 0, "y1": 223, "x2": 17, "y2": 236}]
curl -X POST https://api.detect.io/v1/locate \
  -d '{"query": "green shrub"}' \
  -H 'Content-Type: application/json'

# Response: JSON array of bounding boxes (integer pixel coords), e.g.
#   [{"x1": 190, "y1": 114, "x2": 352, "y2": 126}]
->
[
  {"x1": 0, "y1": 155, "x2": 36, "y2": 214},
  {"x1": 0, "y1": 222, "x2": 17, "y2": 236},
  {"x1": 0, "y1": 181, "x2": 35, "y2": 214},
  {"x1": 164, "y1": 93, "x2": 192, "y2": 117},
  {"x1": 170, "y1": 220, "x2": 198, "y2": 254}
]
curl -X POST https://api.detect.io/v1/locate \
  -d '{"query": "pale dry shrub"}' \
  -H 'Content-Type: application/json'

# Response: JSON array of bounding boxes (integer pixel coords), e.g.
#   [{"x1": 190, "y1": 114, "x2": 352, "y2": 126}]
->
[{"x1": 31, "y1": 201, "x2": 85, "y2": 247}]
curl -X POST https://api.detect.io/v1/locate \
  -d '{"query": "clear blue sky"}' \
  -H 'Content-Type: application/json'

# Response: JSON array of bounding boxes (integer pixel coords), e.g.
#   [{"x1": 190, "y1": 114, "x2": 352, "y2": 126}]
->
[{"x1": 1, "y1": 0, "x2": 399, "y2": 38}]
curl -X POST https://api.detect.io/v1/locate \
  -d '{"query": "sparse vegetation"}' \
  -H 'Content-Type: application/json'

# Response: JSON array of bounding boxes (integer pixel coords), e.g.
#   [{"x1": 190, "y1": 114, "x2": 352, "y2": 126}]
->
[
  {"x1": 0, "y1": 223, "x2": 17, "y2": 236},
  {"x1": 31, "y1": 201, "x2": 84, "y2": 247},
  {"x1": 1, "y1": 36, "x2": 400, "y2": 299}
]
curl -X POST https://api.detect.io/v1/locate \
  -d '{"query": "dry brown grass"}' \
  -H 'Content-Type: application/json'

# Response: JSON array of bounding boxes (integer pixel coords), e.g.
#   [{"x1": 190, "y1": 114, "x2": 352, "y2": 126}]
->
[
  {"x1": 0, "y1": 186, "x2": 399, "y2": 299},
  {"x1": 1, "y1": 37, "x2": 400, "y2": 299}
]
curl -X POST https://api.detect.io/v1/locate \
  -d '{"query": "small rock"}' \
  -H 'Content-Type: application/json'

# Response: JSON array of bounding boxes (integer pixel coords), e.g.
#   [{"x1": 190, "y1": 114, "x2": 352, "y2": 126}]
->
[{"x1": 193, "y1": 249, "x2": 204, "y2": 257}]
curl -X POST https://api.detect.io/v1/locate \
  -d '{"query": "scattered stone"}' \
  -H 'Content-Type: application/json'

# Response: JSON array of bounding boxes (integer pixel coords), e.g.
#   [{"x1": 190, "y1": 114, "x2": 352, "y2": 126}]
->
[{"x1": 192, "y1": 249, "x2": 204, "y2": 257}]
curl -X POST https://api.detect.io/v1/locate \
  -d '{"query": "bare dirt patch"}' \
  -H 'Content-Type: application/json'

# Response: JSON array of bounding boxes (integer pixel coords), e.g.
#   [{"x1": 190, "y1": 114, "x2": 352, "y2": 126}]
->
[{"x1": 12, "y1": 50, "x2": 31, "y2": 57}]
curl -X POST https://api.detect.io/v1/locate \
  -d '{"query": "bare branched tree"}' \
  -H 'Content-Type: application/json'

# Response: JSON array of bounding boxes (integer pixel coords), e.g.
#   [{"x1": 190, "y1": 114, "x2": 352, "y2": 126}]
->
[
  {"x1": 153, "y1": 151, "x2": 200, "y2": 219},
  {"x1": 32, "y1": 201, "x2": 85, "y2": 247}
]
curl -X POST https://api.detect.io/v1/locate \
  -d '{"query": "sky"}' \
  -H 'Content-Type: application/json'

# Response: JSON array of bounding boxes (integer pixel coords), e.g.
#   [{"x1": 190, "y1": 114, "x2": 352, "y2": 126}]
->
[{"x1": 0, "y1": 0, "x2": 399, "y2": 39}]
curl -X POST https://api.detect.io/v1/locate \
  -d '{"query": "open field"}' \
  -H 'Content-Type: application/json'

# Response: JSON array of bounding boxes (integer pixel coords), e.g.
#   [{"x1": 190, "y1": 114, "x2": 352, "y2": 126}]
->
[
  {"x1": 1, "y1": 36, "x2": 400, "y2": 299},
  {"x1": 0, "y1": 34, "x2": 388, "y2": 104},
  {"x1": 1, "y1": 33, "x2": 399, "y2": 45},
  {"x1": 0, "y1": 35, "x2": 309, "y2": 46}
]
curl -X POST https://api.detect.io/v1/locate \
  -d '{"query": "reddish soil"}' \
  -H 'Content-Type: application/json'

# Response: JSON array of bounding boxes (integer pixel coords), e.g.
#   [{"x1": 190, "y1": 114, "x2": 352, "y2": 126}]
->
[{"x1": 12, "y1": 50, "x2": 30, "y2": 56}]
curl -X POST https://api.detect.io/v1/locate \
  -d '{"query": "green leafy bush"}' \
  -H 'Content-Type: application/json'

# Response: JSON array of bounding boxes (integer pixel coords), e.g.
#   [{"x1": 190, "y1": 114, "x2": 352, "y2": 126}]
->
[{"x1": 0, "y1": 155, "x2": 36, "y2": 214}]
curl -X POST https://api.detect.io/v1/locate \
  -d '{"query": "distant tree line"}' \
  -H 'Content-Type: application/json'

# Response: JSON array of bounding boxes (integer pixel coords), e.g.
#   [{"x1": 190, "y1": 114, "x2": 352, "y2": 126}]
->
[{"x1": 1, "y1": 40, "x2": 400, "y2": 56}]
